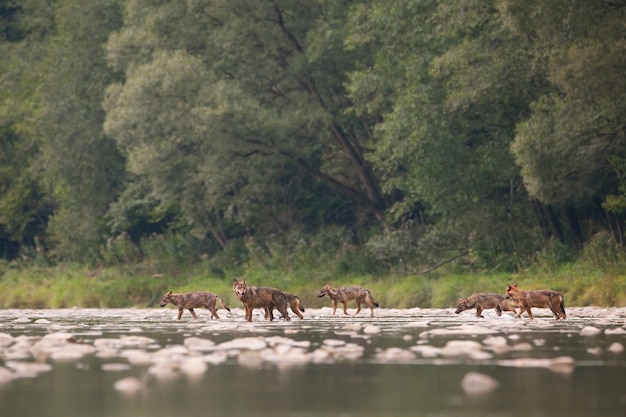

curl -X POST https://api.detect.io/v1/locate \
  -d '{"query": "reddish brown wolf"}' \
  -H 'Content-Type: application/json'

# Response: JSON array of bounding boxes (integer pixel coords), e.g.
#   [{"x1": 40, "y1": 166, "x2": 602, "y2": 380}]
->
[
  {"x1": 455, "y1": 293, "x2": 517, "y2": 318},
  {"x1": 265, "y1": 291, "x2": 305, "y2": 319},
  {"x1": 317, "y1": 284, "x2": 379, "y2": 316},
  {"x1": 505, "y1": 283, "x2": 566, "y2": 320},
  {"x1": 232, "y1": 279, "x2": 291, "y2": 322},
  {"x1": 159, "y1": 290, "x2": 231, "y2": 320}
]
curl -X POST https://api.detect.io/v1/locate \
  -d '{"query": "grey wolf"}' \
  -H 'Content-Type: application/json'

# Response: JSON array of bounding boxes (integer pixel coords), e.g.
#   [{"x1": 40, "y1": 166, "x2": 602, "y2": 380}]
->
[
  {"x1": 266, "y1": 291, "x2": 305, "y2": 319},
  {"x1": 159, "y1": 290, "x2": 230, "y2": 320},
  {"x1": 454, "y1": 293, "x2": 517, "y2": 318},
  {"x1": 505, "y1": 283, "x2": 566, "y2": 319},
  {"x1": 232, "y1": 278, "x2": 291, "y2": 322},
  {"x1": 317, "y1": 284, "x2": 379, "y2": 316}
]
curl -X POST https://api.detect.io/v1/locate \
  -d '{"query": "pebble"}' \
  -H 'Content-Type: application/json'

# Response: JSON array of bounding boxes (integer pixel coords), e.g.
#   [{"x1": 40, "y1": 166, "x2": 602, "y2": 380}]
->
[
  {"x1": 113, "y1": 376, "x2": 145, "y2": 395},
  {"x1": 607, "y1": 342, "x2": 624, "y2": 353},
  {"x1": 580, "y1": 326, "x2": 602, "y2": 336},
  {"x1": 461, "y1": 372, "x2": 499, "y2": 395}
]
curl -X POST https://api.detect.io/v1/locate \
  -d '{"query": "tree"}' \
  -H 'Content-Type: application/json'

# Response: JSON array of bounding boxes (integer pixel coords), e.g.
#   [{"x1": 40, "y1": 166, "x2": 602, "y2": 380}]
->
[
  {"x1": 0, "y1": 0, "x2": 56, "y2": 259},
  {"x1": 509, "y1": 0, "x2": 626, "y2": 244},
  {"x1": 104, "y1": 0, "x2": 389, "y2": 251},
  {"x1": 345, "y1": 0, "x2": 545, "y2": 267},
  {"x1": 28, "y1": 0, "x2": 126, "y2": 260}
]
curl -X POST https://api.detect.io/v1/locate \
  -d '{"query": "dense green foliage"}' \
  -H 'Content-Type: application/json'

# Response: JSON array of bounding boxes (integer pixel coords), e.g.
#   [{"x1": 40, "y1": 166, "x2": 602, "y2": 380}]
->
[{"x1": 1, "y1": 1, "x2": 626, "y2": 290}]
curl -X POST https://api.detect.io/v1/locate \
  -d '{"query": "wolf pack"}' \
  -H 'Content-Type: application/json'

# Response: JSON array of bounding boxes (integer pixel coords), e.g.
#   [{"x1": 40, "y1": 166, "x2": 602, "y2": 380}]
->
[{"x1": 160, "y1": 279, "x2": 566, "y2": 321}]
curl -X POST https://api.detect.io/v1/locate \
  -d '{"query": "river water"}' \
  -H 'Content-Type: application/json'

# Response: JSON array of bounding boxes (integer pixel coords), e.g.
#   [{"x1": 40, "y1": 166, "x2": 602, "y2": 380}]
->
[{"x1": 1, "y1": 306, "x2": 625, "y2": 417}]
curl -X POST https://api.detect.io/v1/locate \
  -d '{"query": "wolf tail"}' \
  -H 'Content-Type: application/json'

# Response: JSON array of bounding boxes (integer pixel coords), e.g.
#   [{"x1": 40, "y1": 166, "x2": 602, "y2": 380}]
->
[
  {"x1": 559, "y1": 294, "x2": 566, "y2": 318},
  {"x1": 218, "y1": 296, "x2": 231, "y2": 312},
  {"x1": 366, "y1": 290, "x2": 380, "y2": 308}
]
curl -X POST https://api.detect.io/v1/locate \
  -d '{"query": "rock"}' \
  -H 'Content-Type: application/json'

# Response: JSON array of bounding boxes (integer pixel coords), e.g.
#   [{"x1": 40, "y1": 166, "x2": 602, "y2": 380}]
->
[
  {"x1": 113, "y1": 376, "x2": 145, "y2": 395},
  {"x1": 216, "y1": 337, "x2": 267, "y2": 351},
  {"x1": 5, "y1": 361, "x2": 53, "y2": 377},
  {"x1": 199, "y1": 351, "x2": 228, "y2": 365},
  {"x1": 549, "y1": 356, "x2": 575, "y2": 373},
  {"x1": 496, "y1": 356, "x2": 575, "y2": 373},
  {"x1": 410, "y1": 345, "x2": 442, "y2": 358},
  {"x1": 363, "y1": 325, "x2": 381, "y2": 334},
  {"x1": 322, "y1": 339, "x2": 346, "y2": 348},
  {"x1": 180, "y1": 358, "x2": 208, "y2": 376},
  {"x1": 580, "y1": 326, "x2": 602, "y2": 336},
  {"x1": 117, "y1": 335, "x2": 157, "y2": 348},
  {"x1": 482, "y1": 336, "x2": 508, "y2": 347},
  {"x1": 148, "y1": 363, "x2": 181, "y2": 381},
  {"x1": 607, "y1": 342, "x2": 624, "y2": 353},
  {"x1": 184, "y1": 337, "x2": 216, "y2": 352},
  {"x1": 102, "y1": 363, "x2": 132, "y2": 372},
  {"x1": 375, "y1": 347, "x2": 416, "y2": 362},
  {"x1": 440, "y1": 340, "x2": 492, "y2": 359},
  {"x1": 461, "y1": 372, "x2": 499, "y2": 395},
  {"x1": 12, "y1": 317, "x2": 31, "y2": 323}
]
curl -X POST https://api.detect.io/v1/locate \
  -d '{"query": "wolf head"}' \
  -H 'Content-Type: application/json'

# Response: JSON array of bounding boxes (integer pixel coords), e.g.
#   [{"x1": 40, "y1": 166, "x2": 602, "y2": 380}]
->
[
  {"x1": 454, "y1": 298, "x2": 469, "y2": 314},
  {"x1": 317, "y1": 284, "x2": 331, "y2": 298},
  {"x1": 160, "y1": 290, "x2": 173, "y2": 307},
  {"x1": 505, "y1": 283, "x2": 521, "y2": 300},
  {"x1": 233, "y1": 279, "x2": 248, "y2": 300}
]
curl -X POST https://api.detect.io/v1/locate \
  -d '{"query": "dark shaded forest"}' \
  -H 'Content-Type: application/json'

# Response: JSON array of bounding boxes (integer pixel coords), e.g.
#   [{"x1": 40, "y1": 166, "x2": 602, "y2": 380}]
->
[{"x1": 1, "y1": 0, "x2": 625, "y2": 275}]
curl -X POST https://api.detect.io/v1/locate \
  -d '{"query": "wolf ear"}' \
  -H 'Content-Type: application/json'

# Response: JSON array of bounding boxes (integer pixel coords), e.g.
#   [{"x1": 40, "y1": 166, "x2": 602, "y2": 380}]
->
[
  {"x1": 233, "y1": 279, "x2": 238, "y2": 284},
  {"x1": 166, "y1": 290, "x2": 172, "y2": 295}
]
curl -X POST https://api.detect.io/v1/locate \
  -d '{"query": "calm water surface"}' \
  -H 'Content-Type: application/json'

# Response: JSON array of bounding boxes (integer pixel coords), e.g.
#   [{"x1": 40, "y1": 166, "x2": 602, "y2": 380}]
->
[{"x1": 1, "y1": 307, "x2": 625, "y2": 417}]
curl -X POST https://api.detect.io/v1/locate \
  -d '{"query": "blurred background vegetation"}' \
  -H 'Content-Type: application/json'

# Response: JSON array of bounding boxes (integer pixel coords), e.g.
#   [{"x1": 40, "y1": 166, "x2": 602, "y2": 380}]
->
[{"x1": 1, "y1": 0, "x2": 625, "y2": 308}]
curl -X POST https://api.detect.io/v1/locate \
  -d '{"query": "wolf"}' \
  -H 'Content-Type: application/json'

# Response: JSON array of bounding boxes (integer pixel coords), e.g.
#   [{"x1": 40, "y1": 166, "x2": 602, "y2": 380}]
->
[
  {"x1": 159, "y1": 290, "x2": 231, "y2": 320},
  {"x1": 232, "y1": 279, "x2": 291, "y2": 322},
  {"x1": 454, "y1": 293, "x2": 517, "y2": 318},
  {"x1": 265, "y1": 291, "x2": 305, "y2": 319},
  {"x1": 505, "y1": 283, "x2": 566, "y2": 320},
  {"x1": 317, "y1": 284, "x2": 379, "y2": 316}
]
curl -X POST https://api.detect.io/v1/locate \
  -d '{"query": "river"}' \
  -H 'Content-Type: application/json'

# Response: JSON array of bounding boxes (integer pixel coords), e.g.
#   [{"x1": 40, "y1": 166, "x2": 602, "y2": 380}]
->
[{"x1": 1, "y1": 306, "x2": 625, "y2": 417}]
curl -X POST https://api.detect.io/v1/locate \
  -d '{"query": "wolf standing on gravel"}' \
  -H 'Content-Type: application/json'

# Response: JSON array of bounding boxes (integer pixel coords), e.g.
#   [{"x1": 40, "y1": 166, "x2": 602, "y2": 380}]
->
[
  {"x1": 233, "y1": 278, "x2": 291, "y2": 322},
  {"x1": 454, "y1": 293, "x2": 517, "y2": 318},
  {"x1": 159, "y1": 290, "x2": 231, "y2": 320},
  {"x1": 317, "y1": 284, "x2": 379, "y2": 316},
  {"x1": 505, "y1": 283, "x2": 566, "y2": 320},
  {"x1": 265, "y1": 291, "x2": 305, "y2": 320}
]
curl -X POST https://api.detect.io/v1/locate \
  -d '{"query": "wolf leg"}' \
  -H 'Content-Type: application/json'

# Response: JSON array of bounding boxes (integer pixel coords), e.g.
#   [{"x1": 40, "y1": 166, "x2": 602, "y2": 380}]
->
[{"x1": 525, "y1": 307, "x2": 534, "y2": 319}]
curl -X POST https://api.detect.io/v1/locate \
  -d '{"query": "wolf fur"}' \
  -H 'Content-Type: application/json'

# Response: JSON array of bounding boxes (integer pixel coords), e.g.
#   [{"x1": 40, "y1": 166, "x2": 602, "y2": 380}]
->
[
  {"x1": 266, "y1": 291, "x2": 305, "y2": 319},
  {"x1": 454, "y1": 292, "x2": 517, "y2": 318},
  {"x1": 506, "y1": 283, "x2": 566, "y2": 320},
  {"x1": 159, "y1": 290, "x2": 230, "y2": 320},
  {"x1": 233, "y1": 278, "x2": 291, "y2": 322},
  {"x1": 317, "y1": 284, "x2": 379, "y2": 316}
]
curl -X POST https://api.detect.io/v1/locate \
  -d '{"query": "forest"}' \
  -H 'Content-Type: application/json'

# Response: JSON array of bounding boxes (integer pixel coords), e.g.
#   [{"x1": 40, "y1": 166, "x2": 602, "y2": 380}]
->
[{"x1": 1, "y1": 0, "x2": 626, "y2": 298}]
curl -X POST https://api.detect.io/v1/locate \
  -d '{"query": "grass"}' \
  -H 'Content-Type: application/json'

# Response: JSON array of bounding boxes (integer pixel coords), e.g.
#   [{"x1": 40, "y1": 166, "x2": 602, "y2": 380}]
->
[{"x1": 1, "y1": 258, "x2": 625, "y2": 309}]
